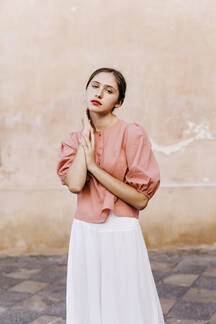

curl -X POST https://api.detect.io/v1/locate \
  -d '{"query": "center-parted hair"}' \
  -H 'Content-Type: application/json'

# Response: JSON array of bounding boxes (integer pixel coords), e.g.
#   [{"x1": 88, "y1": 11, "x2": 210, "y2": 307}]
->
[{"x1": 85, "y1": 67, "x2": 127, "y2": 112}]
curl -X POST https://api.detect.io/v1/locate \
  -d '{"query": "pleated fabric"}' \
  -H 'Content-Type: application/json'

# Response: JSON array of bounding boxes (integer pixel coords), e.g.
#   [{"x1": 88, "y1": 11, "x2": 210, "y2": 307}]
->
[{"x1": 66, "y1": 210, "x2": 165, "y2": 324}]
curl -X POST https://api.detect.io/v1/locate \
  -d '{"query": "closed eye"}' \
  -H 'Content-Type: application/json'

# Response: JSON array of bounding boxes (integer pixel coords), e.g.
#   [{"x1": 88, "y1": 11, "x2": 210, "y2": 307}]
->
[{"x1": 91, "y1": 83, "x2": 113, "y2": 94}]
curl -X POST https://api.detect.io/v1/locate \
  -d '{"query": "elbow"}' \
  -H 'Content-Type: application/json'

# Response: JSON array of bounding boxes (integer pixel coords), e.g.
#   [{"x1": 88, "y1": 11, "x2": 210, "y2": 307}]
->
[
  {"x1": 69, "y1": 180, "x2": 86, "y2": 193},
  {"x1": 66, "y1": 180, "x2": 82, "y2": 193},
  {"x1": 65, "y1": 175, "x2": 82, "y2": 193},
  {"x1": 68, "y1": 182, "x2": 86, "y2": 193},
  {"x1": 137, "y1": 194, "x2": 149, "y2": 210},
  {"x1": 68, "y1": 186, "x2": 82, "y2": 194}
]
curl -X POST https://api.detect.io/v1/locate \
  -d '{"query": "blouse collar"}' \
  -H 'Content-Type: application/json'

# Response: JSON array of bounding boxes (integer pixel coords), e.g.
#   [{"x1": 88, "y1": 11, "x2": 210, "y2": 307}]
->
[{"x1": 94, "y1": 118, "x2": 121, "y2": 134}]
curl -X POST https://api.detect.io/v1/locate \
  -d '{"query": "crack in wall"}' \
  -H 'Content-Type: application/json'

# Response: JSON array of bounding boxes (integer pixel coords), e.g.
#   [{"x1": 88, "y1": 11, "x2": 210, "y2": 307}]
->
[{"x1": 152, "y1": 121, "x2": 214, "y2": 155}]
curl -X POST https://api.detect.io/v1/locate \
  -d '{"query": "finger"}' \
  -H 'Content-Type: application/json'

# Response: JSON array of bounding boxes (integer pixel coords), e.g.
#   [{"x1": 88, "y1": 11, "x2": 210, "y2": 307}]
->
[
  {"x1": 80, "y1": 136, "x2": 85, "y2": 146},
  {"x1": 90, "y1": 128, "x2": 95, "y2": 149},
  {"x1": 82, "y1": 133, "x2": 87, "y2": 142},
  {"x1": 82, "y1": 133, "x2": 90, "y2": 149}
]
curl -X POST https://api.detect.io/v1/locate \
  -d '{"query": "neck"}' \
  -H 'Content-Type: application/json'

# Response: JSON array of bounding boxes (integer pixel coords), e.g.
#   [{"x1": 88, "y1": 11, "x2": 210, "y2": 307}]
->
[{"x1": 89, "y1": 112, "x2": 117, "y2": 131}]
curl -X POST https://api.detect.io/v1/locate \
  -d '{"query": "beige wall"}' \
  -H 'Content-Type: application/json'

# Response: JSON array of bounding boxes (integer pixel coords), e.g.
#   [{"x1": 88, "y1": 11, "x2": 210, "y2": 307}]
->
[{"x1": 0, "y1": 0, "x2": 215, "y2": 254}]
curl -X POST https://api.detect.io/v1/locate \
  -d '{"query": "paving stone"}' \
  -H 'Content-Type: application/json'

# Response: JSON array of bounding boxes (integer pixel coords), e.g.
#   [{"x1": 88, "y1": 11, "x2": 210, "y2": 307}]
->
[
  {"x1": 167, "y1": 300, "x2": 216, "y2": 321},
  {"x1": 153, "y1": 270, "x2": 170, "y2": 283},
  {"x1": 30, "y1": 268, "x2": 65, "y2": 283},
  {"x1": 0, "y1": 257, "x2": 41, "y2": 271},
  {"x1": 0, "y1": 277, "x2": 23, "y2": 289},
  {"x1": 37, "y1": 281, "x2": 66, "y2": 300},
  {"x1": 0, "y1": 291, "x2": 31, "y2": 307},
  {"x1": 45, "y1": 299, "x2": 66, "y2": 318},
  {"x1": 166, "y1": 318, "x2": 206, "y2": 323},
  {"x1": 209, "y1": 312, "x2": 216, "y2": 321},
  {"x1": 0, "y1": 264, "x2": 21, "y2": 274},
  {"x1": 30, "y1": 315, "x2": 65, "y2": 324},
  {"x1": 157, "y1": 283, "x2": 189, "y2": 299},
  {"x1": 0, "y1": 307, "x2": 7, "y2": 314},
  {"x1": 150, "y1": 261, "x2": 178, "y2": 271},
  {"x1": 193, "y1": 276, "x2": 216, "y2": 290},
  {"x1": 9, "y1": 280, "x2": 49, "y2": 294},
  {"x1": 182, "y1": 256, "x2": 216, "y2": 266},
  {"x1": 159, "y1": 298, "x2": 176, "y2": 315},
  {"x1": 149, "y1": 254, "x2": 183, "y2": 264},
  {"x1": 203, "y1": 267, "x2": 216, "y2": 277},
  {"x1": 46, "y1": 264, "x2": 67, "y2": 273},
  {"x1": 5, "y1": 268, "x2": 41, "y2": 279},
  {"x1": 172, "y1": 262, "x2": 207, "y2": 274},
  {"x1": 59, "y1": 277, "x2": 66, "y2": 285},
  {"x1": 183, "y1": 287, "x2": 216, "y2": 303},
  {"x1": 163, "y1": 273, "x2": 199, "y2": 286},
  {"x1": 0, "y1": 308, "x2": 40, "y2": 324},
  {"x1": 14, "y1": 295, "x2": 59, "y2": 312},
  {"x1": 211, "y1": 259, "x2": 216, "y2": 266},
  {"x1": 0, "y1": 254, "x2": 67, "y2": 269},
  {"x1": 150, "y1": 248, "x2": 215, "y2": 259}
]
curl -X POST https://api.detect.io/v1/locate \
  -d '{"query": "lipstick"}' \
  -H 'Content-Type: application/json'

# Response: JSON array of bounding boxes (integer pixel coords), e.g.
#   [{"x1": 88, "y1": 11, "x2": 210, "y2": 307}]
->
[{"x1": 91, "y1": 100, "x2": 102, "y2": 106}]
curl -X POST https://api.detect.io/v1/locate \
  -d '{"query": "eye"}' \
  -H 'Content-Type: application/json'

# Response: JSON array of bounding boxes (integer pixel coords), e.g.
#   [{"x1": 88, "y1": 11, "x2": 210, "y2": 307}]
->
[
  {"x1": 106, "y1": 89, "x2": 113, "y2": 94},
  {"x1": 92, "y1": 84, "x2": 98, "y2": 88}
]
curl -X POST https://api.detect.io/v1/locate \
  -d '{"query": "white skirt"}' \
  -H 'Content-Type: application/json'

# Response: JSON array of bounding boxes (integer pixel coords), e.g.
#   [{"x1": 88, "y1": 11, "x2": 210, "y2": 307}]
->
[{"x1": 66, "y1": 210, "x2": 165, "y2": 324}]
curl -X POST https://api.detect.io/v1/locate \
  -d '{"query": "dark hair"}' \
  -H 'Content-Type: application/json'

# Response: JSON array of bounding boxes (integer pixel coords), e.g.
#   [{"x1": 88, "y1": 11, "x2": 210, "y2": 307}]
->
[{"x1": 85, "y1": 67, "x2": 127, "y2": 112}]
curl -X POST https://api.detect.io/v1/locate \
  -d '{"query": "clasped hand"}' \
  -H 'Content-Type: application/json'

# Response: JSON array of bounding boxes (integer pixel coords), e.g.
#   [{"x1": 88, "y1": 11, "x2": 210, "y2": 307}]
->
[{"x1": 80, "y1": 108, "x2": 96, "y2": 171}]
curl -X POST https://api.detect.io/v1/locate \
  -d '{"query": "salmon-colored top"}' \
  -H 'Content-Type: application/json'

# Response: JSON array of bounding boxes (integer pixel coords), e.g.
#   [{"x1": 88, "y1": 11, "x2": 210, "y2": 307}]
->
[{"x1": 56, "y1": 118, "x2": 160, "y2": 223}]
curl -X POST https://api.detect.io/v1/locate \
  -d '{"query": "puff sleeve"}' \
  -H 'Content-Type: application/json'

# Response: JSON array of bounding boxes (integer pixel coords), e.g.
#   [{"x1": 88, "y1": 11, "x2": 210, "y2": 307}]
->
[
  {"x1": 124, "y1": 123, "x2": 160, "y2": 200},
  {"x1": 56, "y1": 132, "x2": 79, "y2": 185},
  {"x1": 56, "y1": 131, "x2": 91, "y2": 186}
]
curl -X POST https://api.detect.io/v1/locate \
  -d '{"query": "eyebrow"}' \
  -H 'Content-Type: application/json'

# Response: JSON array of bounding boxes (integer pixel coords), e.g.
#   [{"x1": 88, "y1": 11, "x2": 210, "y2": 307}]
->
[{"x1": 91, "y1": 80, "x2": 117, "y2": 91}]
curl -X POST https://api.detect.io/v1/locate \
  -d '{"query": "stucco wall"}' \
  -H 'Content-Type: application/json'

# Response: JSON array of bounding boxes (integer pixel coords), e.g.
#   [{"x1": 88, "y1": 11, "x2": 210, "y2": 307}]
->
[{"x1": 0, "y1": 0, "x2": 215, "y2": 254}]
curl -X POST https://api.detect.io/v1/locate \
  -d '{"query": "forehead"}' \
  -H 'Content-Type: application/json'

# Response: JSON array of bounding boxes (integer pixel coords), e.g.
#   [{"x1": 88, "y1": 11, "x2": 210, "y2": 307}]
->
[{"x1": 91, "y1": 72, "x2": 118, "y2": 89}]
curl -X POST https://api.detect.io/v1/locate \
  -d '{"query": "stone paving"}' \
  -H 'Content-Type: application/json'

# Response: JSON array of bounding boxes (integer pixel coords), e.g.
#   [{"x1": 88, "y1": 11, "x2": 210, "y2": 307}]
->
[{"x1": 0, "y1": 246, "x2": 216, "y2": 323}]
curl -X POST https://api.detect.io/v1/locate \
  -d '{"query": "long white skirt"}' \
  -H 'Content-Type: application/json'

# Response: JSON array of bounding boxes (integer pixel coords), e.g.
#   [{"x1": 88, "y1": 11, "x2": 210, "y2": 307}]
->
[{"x1": 66, "y1": 210, "x2": 165, "y2": 324}]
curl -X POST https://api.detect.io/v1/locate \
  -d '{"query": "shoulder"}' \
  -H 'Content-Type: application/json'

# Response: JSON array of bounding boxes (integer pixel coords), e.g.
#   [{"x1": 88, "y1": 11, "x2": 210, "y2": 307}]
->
[
  {"x1": 124, "y1": 121, "x2": 150, "y2": 143},
  {"x1": 61, "y1": 130, "x2": 82, "y2": 146}
]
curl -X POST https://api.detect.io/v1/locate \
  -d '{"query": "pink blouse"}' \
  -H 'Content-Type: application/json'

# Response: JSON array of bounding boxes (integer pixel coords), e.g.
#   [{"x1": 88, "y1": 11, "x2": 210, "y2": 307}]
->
[{"x1": 56, "y1": 118, "x2": 160, "y2": 223}]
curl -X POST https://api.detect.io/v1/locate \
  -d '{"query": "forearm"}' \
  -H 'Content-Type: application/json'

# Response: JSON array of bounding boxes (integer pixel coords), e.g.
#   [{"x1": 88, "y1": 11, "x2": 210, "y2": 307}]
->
[
  {"x1": 89, "y1": 164, "x2": 149, "y2": 210},
  {"x1": 65, "y1": 144, "x2": 87, "y2": 192}
]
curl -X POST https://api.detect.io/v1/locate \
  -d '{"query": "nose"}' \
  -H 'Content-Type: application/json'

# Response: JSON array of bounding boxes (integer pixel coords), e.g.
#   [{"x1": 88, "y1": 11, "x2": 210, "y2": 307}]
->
[{"x1": 95, "y1": 87, "x2": 103, "y2": 99}]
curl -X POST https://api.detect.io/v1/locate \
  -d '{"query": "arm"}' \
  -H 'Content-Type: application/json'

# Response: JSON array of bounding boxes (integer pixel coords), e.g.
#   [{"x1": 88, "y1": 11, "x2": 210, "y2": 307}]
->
[
  {"x1": 59, "y1": 108, "x2": 92, "y2": 193},
  {"x1": 87, "y1": 164, "x2": 149, "y2": 210},
  {"x1": 65, "y1": 143, "x2": 88, "y2": 193}
]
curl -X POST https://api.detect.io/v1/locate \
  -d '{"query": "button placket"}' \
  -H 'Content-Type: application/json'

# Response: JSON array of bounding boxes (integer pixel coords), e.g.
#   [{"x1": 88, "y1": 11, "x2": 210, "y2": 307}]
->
[{"x1": 95, "y1": 131, "x2": 103, "y2": 166}]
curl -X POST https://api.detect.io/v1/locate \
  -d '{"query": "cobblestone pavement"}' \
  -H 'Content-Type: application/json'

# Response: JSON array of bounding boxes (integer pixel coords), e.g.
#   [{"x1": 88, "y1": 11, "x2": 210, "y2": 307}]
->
[{"x1": 0, "y1": 246, "x2": 216, "y2": 323}]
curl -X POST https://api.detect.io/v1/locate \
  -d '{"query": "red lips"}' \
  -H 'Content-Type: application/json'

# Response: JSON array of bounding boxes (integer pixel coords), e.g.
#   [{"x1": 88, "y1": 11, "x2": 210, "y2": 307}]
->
[{"x1": 91, "y1": 100, "x2": 102, "y2": 106}]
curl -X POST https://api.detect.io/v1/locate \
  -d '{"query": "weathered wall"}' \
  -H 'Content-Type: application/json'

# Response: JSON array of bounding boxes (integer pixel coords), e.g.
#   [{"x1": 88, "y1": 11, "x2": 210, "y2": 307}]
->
[{"x1": 0, "y1": 0, "x2": 215, "y2": 254}]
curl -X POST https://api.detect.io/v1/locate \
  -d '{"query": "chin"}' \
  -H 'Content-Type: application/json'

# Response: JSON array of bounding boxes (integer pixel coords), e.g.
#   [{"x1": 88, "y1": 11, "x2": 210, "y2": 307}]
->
[{"x1": 89, "y1": 105, "x2": 103, "y2": 112}]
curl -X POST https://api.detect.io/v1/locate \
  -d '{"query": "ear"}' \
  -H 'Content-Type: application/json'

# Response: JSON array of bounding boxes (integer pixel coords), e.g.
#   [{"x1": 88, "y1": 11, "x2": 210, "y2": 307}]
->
[{"x1": 114, "y1": 100, "x2": 122, "y2": 108}]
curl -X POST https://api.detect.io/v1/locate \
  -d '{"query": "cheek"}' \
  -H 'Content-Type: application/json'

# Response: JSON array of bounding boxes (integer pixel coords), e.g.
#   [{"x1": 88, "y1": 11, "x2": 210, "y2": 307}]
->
[
  {"x1": 104, "y1": 93, "x2": 118, "y2": 103},
  {"x1": 86, "y1": 89, "x2": 92, "y2": 100},
  {"x1": 110, "y1": 96, "x2": 119, "y2": 106}
]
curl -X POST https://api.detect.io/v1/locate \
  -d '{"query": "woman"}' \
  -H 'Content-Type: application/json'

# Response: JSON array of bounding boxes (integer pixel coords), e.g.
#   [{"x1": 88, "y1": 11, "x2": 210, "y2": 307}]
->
[{"x1": 56, "y1": 67, "x2": 165, "y2": 324}]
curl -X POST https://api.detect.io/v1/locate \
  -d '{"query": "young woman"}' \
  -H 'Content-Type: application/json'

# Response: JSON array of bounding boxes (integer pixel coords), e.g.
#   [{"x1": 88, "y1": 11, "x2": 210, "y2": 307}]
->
[{"x1": 57, "y1": 67, "x2": 165, "y2": 324}]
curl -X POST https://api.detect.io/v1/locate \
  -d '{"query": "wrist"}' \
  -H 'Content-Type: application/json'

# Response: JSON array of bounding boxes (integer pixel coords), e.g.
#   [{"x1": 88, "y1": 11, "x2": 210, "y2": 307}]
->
[{"x1": 88, "y1": 162, "x2": 98, "y2": 174}]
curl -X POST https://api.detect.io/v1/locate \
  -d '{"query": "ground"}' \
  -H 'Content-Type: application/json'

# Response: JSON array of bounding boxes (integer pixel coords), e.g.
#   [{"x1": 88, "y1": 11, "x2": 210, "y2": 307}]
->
[{"x1": 0, "y1": 246, "x2": 216, "y2": 323}]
